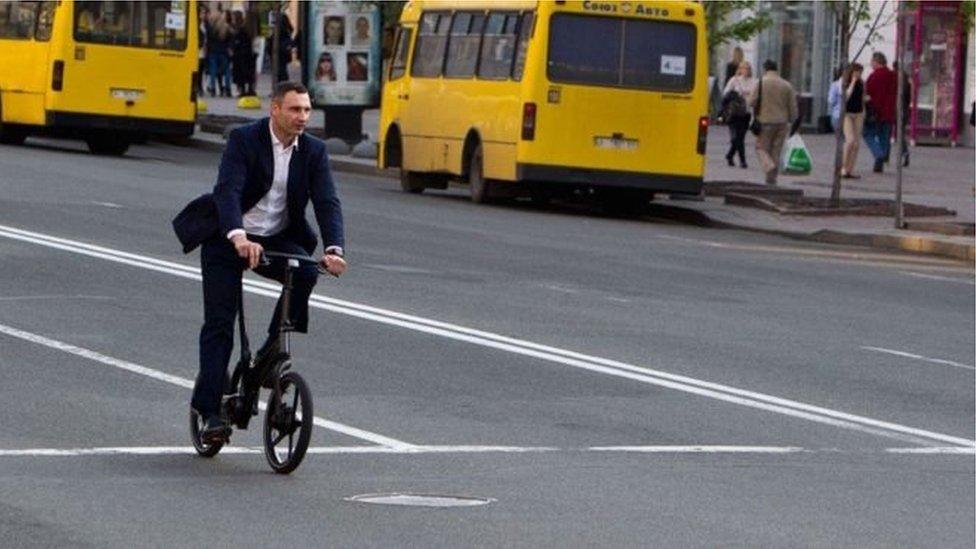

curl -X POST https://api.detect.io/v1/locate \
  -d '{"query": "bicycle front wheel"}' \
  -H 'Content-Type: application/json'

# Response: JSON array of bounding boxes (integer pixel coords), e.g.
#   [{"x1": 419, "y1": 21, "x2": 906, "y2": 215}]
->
[{"x1": 263, "y1": 371, "x2": 313, "y2": 474}]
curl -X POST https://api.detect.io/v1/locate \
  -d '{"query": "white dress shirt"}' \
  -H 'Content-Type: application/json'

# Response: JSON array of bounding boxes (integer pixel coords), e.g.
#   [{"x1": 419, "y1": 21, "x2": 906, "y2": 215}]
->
[{"x1": 226, "y1": 121, "x2": 295, "y2": 240}]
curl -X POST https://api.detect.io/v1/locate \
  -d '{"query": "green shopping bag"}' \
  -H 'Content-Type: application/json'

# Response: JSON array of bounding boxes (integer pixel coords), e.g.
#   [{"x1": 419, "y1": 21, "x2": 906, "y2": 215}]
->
[{"x1": 780, "y1": 134, "x2": 812, "y2": 175}]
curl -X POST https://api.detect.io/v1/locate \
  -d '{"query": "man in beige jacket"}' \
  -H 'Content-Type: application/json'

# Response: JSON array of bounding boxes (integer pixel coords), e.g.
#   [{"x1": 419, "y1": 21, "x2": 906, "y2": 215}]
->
[{"x1": 748, "y1": 60, "x2": 799, "y2": 184}]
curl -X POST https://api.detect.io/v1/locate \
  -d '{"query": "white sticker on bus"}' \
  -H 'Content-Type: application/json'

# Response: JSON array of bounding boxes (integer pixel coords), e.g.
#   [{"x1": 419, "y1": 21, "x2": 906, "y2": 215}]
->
[
  {"x1": 165, "y1": 12, "x2": 186, "y2": 30},
  {"x1": 661, "y1": 55, "x2": 686, "y2": 76}
]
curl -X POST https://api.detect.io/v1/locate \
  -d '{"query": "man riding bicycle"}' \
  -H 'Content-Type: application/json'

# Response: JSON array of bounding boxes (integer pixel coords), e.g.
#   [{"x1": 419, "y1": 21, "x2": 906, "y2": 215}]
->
[{"x1": 173, "y1": 81, "x2": 346, "y2": 443}]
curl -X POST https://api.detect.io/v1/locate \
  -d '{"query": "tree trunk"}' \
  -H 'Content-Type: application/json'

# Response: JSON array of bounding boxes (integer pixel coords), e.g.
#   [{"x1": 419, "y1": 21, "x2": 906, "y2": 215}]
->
[{"x1": 830, "y1": 4, "x2": 851, "y2": 207}]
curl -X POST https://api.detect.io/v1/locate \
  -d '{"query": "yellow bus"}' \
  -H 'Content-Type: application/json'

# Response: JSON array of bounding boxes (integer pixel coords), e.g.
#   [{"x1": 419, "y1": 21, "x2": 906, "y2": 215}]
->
[
  {"x1": 0, "y1": 0, "x2": 197, "y2": 155},
  {"x1": 379, "y1": 0, "x2": 709, "y2": 209}
]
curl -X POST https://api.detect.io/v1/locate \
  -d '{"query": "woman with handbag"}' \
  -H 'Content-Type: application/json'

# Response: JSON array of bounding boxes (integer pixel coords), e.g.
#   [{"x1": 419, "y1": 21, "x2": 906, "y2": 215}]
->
[
  {"x1": 721, "y1": 61, "x2": 756, "y2": 169},
  {"x1": 840, "y1": 63, "x2": 866, "y2": 179}
]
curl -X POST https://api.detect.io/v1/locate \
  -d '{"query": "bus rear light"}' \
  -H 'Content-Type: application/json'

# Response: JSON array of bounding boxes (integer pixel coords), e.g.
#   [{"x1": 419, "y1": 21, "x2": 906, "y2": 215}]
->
[
  {"x1": 696, "y1": 116, "x2": 708, "y2": 154},
  {"x1": 52, "y1": 60, "x2": 64, "y2": 91},
  {"x1": 522, "y1": 102, "x2": 536, "y2": 141}
]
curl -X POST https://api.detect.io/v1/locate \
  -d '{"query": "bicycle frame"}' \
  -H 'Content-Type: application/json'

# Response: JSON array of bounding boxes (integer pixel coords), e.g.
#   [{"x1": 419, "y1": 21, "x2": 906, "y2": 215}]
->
[{"x1": 224, "y1": 254, "x2": 318, "y2": 430}]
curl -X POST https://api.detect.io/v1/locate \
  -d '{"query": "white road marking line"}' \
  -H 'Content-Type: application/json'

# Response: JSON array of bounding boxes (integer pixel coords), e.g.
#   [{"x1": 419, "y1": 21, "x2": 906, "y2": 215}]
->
[
  {"x1": 588, "y1": 446, "x2": 806, "y2": 454},
  {"x1": 0, "y1": 294, "x2": 113, "y2": 301},
  {"x1": 91, "y1": 201, "x2": 124, "y2": 209},
  {"x1": 1, "y1": 224, "x2": 973, "y2": 449},
  {"x1": 2, "y1": 445, "x2": 973, "y2": 458},
  {"x1": 862, "y1": 346, "x2": 975, "y2": 371},
  {"x1": 898, "y1": 271, "x2": 976, "y2": 285},
  {"x1": 0, "y1": 322, "x2": 416, "y2": 450},
  {"x1": 885, "y1": 447, "x2": 976, "y2": 455}
]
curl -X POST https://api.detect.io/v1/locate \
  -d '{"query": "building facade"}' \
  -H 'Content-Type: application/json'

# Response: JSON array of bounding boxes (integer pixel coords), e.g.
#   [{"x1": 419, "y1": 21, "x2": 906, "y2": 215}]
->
[{"x1": 715, "y1": 0, "x2": 973, "y2": 145}]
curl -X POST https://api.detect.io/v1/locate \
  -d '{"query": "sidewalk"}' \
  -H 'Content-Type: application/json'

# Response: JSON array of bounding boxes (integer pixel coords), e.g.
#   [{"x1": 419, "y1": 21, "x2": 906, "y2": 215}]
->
[{"x1": 193, "y1": 74, "x2": 975, "y2": 261}]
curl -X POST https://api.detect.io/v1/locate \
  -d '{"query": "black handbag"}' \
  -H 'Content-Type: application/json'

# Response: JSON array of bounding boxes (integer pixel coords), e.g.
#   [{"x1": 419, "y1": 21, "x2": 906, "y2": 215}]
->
[{"x1": 749, "y1": 80, "x2": 763, "y2": 136}]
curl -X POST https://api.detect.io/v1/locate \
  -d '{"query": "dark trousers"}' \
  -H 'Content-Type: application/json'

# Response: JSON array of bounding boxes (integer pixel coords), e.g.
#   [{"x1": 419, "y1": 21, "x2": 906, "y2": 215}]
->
[
  {"x1": 726, "y1": 115, "x2": 750, "y2": 165},
  {"x1": 863, "y1": 120, "x2": 891, "y2": 162},
  {"x1": 190, "y1": 233, "x2": 319, "y2": 417}
]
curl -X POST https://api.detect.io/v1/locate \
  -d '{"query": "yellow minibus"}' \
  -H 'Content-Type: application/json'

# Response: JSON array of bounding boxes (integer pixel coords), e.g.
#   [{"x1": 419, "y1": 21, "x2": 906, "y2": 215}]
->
[
  {"x1": 0, "y1": 0, "x2": 197, "y2": 155},
  {"x1": 379, "y1": 0, "x2": 709, "y2": 208}
]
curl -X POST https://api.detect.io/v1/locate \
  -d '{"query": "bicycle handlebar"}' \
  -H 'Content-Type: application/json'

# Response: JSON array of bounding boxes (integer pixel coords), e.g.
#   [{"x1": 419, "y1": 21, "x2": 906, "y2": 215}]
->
[{"x1": 259, "y1": 251, "x2": 333, "y2": 276}]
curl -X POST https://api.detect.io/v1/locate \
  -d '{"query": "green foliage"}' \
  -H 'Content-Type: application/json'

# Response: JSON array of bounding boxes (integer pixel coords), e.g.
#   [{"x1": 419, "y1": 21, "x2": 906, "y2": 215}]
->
[{"x1": 704, "y1": 1, "x2": 772, "y2": 52}]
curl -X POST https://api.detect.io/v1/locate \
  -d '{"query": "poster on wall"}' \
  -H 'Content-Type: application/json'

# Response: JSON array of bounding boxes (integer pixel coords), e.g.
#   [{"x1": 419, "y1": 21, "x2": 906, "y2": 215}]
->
[{"x1": 306, "y1": 1, "x2": 381, "y2": 108}]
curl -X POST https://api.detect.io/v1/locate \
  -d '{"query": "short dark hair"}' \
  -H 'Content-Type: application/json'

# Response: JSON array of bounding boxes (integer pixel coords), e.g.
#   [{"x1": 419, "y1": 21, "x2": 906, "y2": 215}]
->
[
  {"x1": 272, "y1": 81, "x2": 308, "y2": 102},
  {"x1": 762, "y1": 59, "x2": 778, "y2": 72},
  {"x1": 872, "y1": 52, "x2": 887, "y2": 65}
]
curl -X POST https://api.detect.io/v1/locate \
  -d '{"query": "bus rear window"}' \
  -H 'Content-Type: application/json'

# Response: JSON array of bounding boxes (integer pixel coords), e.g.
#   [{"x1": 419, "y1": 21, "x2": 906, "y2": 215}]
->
[
  {"x1": 548, "y1": 14, "x2": 695, "y2": 92},
  {"x1": 74, "y1": 1, "x2": 187, "y2": 51}
]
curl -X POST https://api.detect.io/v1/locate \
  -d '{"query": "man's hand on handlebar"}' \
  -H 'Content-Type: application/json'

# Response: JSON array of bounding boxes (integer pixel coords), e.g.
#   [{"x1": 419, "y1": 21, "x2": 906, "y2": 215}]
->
[
  {"x1": 321, "y1": 253, "x2": 346, "y2": 277},
  {"x1": 231, "y1": 234, "x2": 264, "y2": 270}
]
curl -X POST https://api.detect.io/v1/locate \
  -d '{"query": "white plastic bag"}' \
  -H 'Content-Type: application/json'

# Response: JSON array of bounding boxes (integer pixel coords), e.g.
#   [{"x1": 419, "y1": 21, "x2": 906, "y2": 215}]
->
[{"x1": 780, "y1": 133, "x2": 812, "y2": 175}]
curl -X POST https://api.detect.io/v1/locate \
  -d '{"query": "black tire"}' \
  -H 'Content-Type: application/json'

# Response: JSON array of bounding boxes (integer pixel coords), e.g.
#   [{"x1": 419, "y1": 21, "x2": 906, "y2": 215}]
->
[
  {"x1": 468, "y1": 143, "x2": 492, "y2": 204},
  {"x1": 600, "y1": 189, "x2": 650, "y2": 218},
  {"x1": 0, "y1": 110, "x2": 28, "y2": 145},
  {"x1": 86, "y1": 137, "x2": 129, "y2": 156},
  {"x1": 263, "y1": 371, "x2": 313, "y2": 475},
  {"x1": 400, "y1": 168, "x2": 426, "y2": 194},
  {"x1": 190, "y1": 409, "x2": 224, "y2": 457}
]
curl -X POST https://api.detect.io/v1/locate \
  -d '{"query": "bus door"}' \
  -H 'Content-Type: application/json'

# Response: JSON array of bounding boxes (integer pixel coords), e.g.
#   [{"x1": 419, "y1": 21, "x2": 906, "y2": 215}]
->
[
  {"x1": 538, "y1": 13, "x2": 703, "y2": 176},
  {"x1": 401, "y1": 10, "x2": 451, "y2": 172},
  {"x1": 384, "y1": 22, "x2": 413, "y2": 151}
]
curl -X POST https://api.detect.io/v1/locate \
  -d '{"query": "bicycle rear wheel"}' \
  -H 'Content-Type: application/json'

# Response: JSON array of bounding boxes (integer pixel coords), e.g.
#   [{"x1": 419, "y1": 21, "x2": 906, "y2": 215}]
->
[
  {"x1": 263, "y1": 371, "x2": 313, "y2": 474},
  {"x1": 189, "y1": 409, "x2": 223, "y2": 457}
]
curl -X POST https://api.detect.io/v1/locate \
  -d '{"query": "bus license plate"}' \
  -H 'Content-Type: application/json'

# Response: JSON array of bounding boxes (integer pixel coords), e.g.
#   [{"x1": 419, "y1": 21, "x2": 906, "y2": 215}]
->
[
  {"x1": 111, "y1": 88, "x2": 144, "y2": 101},
  {"x1": 594, "y1": 136, "x2": 638, "y2": 150}
]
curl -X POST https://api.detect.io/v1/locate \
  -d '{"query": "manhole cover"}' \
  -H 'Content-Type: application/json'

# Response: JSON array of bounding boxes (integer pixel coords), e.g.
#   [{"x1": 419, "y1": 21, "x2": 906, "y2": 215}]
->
[{"x1": 344, "y1": 493, "x2": 494, "y2": 508}]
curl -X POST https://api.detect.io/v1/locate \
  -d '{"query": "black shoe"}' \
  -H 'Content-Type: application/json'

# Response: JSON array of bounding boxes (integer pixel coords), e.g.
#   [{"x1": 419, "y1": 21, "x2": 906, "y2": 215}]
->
[
  {"x1": 873, "y1": 159, "x2": 883, "y2": 173},
  {"x1": 902, "y1": 155, "x2": 909, "y2": 168},
  {"x1": 726, "y1": 156, "x2": 735, "y2": 167},
  {"x1": 740, "y1": 161, "x2": 748, "y2": 169},
  {"x1": 200, "y1": 415, "x2": 231, "y2": 444}
]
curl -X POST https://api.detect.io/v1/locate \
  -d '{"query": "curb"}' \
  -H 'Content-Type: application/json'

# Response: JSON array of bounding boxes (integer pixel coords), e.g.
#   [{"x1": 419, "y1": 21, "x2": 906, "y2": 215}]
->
[{"x1": 703, "y1": 215, "x2": 974, "y2": 261}]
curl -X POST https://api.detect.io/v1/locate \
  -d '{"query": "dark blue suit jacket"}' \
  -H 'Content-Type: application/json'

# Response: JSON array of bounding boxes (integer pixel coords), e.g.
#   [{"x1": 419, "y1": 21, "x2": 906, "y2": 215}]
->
[{"x1": 173, "y1": 118, "x2": 344, "y2": 255}]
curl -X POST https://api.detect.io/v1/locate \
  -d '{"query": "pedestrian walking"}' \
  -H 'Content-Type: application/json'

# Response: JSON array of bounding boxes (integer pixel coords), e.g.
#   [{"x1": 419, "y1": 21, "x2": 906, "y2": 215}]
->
[
  {"x1": 863, "y1": 52, "x2": 897, "y2": 173},
  {"x1": 196, "y1": 5, "x2": 209, "y2": 96},
  {"x1": 721, "y1": 60, "x2": 755, "y2": 169},
  {"x1": 839, "y1": 63, "x2": 866, "y2": 179},
  {"x1": 827, "y1": 66, "x2": 843, "y2": 132},
  {"x1": 231, "y1": 11, "x2": 256, "y2": 97},
  {"x1": 748, "y1": 60, "x2": 798, "y2": 185},
  {"x1": 207, "y1": 11, "x2": 233, "y2": 97},
  {"x1": 276, "y1": 12, "x2": 296, "y2": 84}
]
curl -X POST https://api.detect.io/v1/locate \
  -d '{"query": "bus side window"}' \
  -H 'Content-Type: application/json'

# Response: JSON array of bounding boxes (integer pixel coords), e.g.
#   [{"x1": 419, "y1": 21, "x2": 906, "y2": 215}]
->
[
  {"x1": 0, "y1": 0, "x2": 36, "y2": 39},
  {"x1": 389, "y1": 26, "x2": 413, "y2": 81},
  {"x1": 478, "y1": 11, "x2": 516, "y2": 80},
  {"x1": 512, "y1": 12, "x2": 534, "y2": 81},
  {"x1": 411, "y1": 11, "x2": 451, "y2": 78},
  {"x1": 444, "y1": 11, "x2": 484, "y2": 79},
  {"x1": 35, "y1": 1, "x2": 55, "y2": 42}
]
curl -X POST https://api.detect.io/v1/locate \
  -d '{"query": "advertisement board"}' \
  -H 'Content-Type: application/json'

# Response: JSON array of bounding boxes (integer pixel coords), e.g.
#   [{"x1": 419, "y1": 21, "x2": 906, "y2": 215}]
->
[{"x1": 306, "y1": 1, "x2": 382, "y2": 108}]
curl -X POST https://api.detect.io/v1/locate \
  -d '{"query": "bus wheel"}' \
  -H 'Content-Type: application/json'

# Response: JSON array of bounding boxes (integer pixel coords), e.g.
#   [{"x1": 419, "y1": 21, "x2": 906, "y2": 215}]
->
[
  {"x1": 400, "y1": 169, "x2": 426, "y2": 194},
  {"x1": 600, "y1": 189, "x2": 649, "y2": 218},
  {"x1": 86, "y1": 137, "x2": 129, "y2": 156},
  {"x1": 0, "y1": 122, "x2": 28, "y2": 145},
  {"x1": 468, "y1": 144, "x2": 493, "y2": 204}
]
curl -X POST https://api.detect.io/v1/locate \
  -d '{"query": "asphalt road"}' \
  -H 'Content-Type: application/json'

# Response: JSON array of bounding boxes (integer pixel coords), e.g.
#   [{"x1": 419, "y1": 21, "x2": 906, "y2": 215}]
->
[{"x1": 1, "y1": 136, "x2": 973, "y2": 548}]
